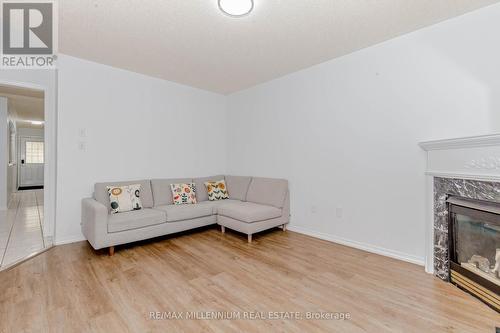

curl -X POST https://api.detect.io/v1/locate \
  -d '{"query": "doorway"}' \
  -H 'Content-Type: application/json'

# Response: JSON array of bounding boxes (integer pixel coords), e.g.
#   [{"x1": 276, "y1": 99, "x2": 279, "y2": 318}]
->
[
  {"x1": 19, "y1": 135, "x2": 45, "y2": 189},
  {"x1": 0, "y1": 84, "x2": 51, "y2": 269}
]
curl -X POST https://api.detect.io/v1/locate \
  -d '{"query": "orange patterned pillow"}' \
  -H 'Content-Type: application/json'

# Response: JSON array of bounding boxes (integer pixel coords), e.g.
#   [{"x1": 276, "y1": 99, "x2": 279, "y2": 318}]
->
[{"x1": 204, "y1": 180, "x2": 229, "y2": 201}]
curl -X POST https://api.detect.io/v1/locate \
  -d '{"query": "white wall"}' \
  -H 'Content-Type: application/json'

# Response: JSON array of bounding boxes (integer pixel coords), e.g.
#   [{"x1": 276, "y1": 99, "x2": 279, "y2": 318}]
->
[
  {"x1": 56, "y1": 55, "x2": 227, "y2": 243},
  {"x1": 226, "y1": 4, "x2": 500, "y2": 264},
  {"x1": 0, "y1": 97, "x2": 7, "y2": 210}
]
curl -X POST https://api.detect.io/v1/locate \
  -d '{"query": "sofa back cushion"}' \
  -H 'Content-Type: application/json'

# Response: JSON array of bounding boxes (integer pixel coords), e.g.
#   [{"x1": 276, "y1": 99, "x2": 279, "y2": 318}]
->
[
  {"x1": 225, "y1": 175, "x2": 252, "y2": 201},
  {"x1": 193, "y1": 175, "x2": 225, "y2": 202},
  {"x1": 94, "y1": 179, "x2": 153, "y2": 211},
  {"x1": 151, "y1": 178, "x2": 192, "y2": 206},
  {"x1": 246, "y1": 177, "x2": 288, "y2": 208}
]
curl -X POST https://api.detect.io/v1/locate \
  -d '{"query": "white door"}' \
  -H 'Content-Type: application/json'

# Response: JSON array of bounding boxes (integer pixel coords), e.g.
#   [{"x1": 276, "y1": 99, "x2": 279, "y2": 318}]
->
[{"x1": 19, "y1": 136, "x2": 44, "y2": 187}]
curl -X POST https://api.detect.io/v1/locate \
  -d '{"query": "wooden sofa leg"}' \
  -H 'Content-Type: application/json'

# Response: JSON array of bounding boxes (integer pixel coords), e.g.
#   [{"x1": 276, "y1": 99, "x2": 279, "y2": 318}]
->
[
  {"x1": 221, "y1": 226, "x2": 225, "y2": 233},
  {"x1": 109, "y1": 246, "x2": 115, "y2": 256},
  {"x1": 247, "y1": 234, "x2": 252, "y2": 243},
  {"x1": 282, "y1": 224, "x2": 287, "y2": 231}
]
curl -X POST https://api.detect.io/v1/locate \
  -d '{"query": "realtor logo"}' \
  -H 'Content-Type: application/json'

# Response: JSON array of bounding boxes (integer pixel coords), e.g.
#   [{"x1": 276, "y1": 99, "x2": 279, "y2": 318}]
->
[
  {"x1": 3, "y1": 2, "x2": 52, "y2": 54},
  {"x1": 1, "y1": 1, "x2": 57, "y2": 68}
]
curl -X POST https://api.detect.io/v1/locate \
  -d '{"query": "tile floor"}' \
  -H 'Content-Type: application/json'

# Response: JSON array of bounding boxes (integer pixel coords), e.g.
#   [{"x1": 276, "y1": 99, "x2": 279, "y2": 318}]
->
[{"x1": 0, "y1": 190, "x2": 50, "y2": 269}]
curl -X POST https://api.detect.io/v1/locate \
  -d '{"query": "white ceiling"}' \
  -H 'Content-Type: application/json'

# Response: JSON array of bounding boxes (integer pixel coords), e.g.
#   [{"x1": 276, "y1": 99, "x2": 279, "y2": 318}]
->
[
  {"x1": 59, "y1": 0, "x2": 500, "y2": 94},
  {"x1": 0, "y1": 85, "x2": 44, "y2": 128}
]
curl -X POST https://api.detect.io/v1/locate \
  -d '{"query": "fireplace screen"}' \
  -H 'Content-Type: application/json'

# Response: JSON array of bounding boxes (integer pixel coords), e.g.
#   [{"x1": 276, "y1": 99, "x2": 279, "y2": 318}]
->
[
  {"x1": 447, "y1": 196, "x2": 500, "y2": 312},
  {"x1": 454, "y1": 212, "x2": 499, "y2": 284}
]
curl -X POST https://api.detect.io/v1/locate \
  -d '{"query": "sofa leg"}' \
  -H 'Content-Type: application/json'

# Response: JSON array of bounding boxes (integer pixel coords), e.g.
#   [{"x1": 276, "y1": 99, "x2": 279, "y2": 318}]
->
[
  {"x1": 282, "y1": 224, "x2": 287, "y2": 231},
  {"x1": 109, "y1": 246, "x2": 115, "y2": 256},
  {"x1": 221, "y1": 226, "x2": 225, "y2": 233},
  {"x1": 247, "y1": 234, "x2": 252, "y2": 243}
]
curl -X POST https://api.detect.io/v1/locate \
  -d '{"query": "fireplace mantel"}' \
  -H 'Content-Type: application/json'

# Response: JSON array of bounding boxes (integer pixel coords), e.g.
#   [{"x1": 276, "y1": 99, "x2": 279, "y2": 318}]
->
[
  {"x1": 419, "y1": 133, "x2": 500, "y2": 274},
  {"x1": 420, "y1": 133, "x2": 500, "y2": 182},
  {"x1": 419, "y1": 133, "x2": 500, "y2": 151}
]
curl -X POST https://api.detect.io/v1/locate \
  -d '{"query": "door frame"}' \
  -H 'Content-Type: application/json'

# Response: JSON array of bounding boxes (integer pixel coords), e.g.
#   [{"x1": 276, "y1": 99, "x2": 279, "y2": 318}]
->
[
  {"x1": 0, "y1": 77, "x2": 57, "y2": 241},
  {"x1": 18, "y1": 135, "x2": 45, "y2": 187}
]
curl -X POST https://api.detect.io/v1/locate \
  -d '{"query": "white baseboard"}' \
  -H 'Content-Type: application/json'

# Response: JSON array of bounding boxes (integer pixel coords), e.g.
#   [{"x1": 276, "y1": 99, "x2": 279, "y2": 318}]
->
[
  {"x1": 287, "y1": 225, "x2": 425, "y2": 266},
  {"x1": 55, "y1": 234, "x2": 87, "y2": 246}
]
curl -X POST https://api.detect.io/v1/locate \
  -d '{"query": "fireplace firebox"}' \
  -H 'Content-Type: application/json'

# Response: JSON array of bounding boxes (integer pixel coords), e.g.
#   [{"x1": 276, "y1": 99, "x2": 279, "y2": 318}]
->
[{"x1": 447, "y1": 196, "x2": 500, "y2": 312}]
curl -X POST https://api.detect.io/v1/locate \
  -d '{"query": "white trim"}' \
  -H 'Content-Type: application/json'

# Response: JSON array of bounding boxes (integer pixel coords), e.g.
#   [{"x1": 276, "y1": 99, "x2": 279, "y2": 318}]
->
[
  {"x1": 424, "y1": 176, "x2": 434, "y2": 274},
  {"x1": 54, "y1": 234, "x2": 86, "y2": 246},
  {"x1": 288, "y1": 225, "x2": 425, "y2": 266},
  {"x1": 419, "y1": 133, "x2": 500, "y2": 151},
  {"x1": 425, "y1": 171, "x2": 500, "y2": 182}
]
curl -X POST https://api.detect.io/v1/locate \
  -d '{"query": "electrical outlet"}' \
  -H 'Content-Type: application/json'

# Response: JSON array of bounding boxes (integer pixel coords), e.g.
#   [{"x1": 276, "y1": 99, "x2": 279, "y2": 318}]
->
[
  {"x1": 79, "y1": 128, "x2": 87, "y2": 138},
  {"x1": 310, "y1": 205, "x2": 317, "y2": 214},
  {"x1": 78, "y1": 141, "x2": 86, "y2": 151},
  {"x1": 336, "y1": 207, "x2": 343, "y2": 218}
]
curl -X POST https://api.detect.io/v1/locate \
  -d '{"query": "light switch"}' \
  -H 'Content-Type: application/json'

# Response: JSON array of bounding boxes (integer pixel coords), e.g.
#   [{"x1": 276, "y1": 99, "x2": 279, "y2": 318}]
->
[{"x1": 78, "y1": 141, "x2": 86, "y2": 151}]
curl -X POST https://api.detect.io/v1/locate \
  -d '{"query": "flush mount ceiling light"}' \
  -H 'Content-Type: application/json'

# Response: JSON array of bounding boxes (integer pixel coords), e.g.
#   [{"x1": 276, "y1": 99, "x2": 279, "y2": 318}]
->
[{"x1": 218, "y1": 0, "x2": 253, "y2": 17}]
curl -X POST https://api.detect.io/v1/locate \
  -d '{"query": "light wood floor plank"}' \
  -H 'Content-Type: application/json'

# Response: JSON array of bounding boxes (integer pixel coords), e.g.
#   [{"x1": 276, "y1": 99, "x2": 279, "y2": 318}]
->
[{"x1": 0, "y1": 228, "x2": 498, "y2": 332}]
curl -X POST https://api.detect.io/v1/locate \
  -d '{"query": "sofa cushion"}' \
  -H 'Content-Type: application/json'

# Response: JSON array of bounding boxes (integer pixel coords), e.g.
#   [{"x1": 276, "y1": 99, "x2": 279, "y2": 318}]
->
[
  {"x1": 196, "y1": 199, "x2": 241, "y2": 214},
  {"x1": 151, "y1": 178, "x2": 192, "y2": 206},
  {"x1": 155, "y1": 203, "x2": 215, "y2": 222},
  {"x1": 108, "y1": 209, "x2": 166, "y2": 233},
  {"x1": 195, "y1": 201, "x2": 219, "y2": 215},
  {"x1": 193, "y1": 175, "x2": 225, "y2": 202},
  {"x1": 95, "y1": 179, "x2": 153, "y2": 211},
  {"x1": 225, "y1": 175, "x2": 252, "y2": 201},
  {"x1": 246, "y1": 177, "x2": 288, "y2": 208},
  {"x1": 217, "y1": 201, "x2": 282, "y2": 223}
]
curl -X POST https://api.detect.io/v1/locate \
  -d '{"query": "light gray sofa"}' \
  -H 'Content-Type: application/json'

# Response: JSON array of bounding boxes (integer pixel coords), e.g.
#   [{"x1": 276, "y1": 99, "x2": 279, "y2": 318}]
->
[{"x1": 81, "y1": 175, "x2": 289, "y2": 255}]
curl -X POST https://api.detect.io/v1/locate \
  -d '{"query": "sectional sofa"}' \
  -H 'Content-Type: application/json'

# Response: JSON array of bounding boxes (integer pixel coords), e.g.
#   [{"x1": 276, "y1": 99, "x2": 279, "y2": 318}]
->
[{"x1": 81, "y1": 175, "x2": 289, "y2": 255}]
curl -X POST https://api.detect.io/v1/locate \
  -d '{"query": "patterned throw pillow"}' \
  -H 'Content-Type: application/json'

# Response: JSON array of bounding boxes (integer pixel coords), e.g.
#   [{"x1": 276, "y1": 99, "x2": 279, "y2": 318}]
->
[
  {"x1": 107, "y1": 184, "x2": 143, "y2": 214},
  {"x1": 170, "y1": 183, "x2": 197, "y2": 205},
  {"x1": 205, "y1": 180, "x2": 229, "y2": 201}
]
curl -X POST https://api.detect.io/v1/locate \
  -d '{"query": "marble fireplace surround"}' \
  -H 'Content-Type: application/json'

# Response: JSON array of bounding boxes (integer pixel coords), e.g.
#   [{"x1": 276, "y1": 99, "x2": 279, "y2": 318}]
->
[
  {"x1": 420, "y1": 134, "x2": 500, "y2": 278},
  {"x1": 432, "y1": 178, "x2": 500, "y2": 279}
]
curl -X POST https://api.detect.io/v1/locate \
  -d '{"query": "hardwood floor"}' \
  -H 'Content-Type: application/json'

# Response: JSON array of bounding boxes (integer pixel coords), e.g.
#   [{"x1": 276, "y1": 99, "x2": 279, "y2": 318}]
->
[{"x1": 0, "y1": 227, "x2": 498, "y2": 332}]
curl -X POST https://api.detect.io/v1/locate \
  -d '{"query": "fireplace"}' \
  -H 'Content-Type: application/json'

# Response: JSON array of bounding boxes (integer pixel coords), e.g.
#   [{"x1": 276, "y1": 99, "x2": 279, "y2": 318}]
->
[
  {"x1": 447, "y1": 196, "x2": 500, "y2": 311},
  {"x1": 420, "y1": 133, "x2": 500, "y2": 311}
]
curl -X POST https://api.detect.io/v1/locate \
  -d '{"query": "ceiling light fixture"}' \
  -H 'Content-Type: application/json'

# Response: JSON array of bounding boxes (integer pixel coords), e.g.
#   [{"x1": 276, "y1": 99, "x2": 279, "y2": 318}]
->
[
  {"x1": 218, "y1": 0, "x2": 253, "y2": 17},
  {"x1": 30, "y1": 120, "x2": 44, "y2": 125}
]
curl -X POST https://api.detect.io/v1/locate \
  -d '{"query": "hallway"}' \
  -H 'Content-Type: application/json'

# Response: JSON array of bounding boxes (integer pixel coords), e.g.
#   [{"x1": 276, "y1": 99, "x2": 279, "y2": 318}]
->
[{"x1": 0, "y1": 190, "x2": 47, "y2": 269}]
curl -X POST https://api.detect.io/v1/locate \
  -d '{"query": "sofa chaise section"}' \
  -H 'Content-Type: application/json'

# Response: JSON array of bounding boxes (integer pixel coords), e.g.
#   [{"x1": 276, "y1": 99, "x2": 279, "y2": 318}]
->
[{"x1": 217, "y1": 177, "x2": 290, "y2": 243}]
